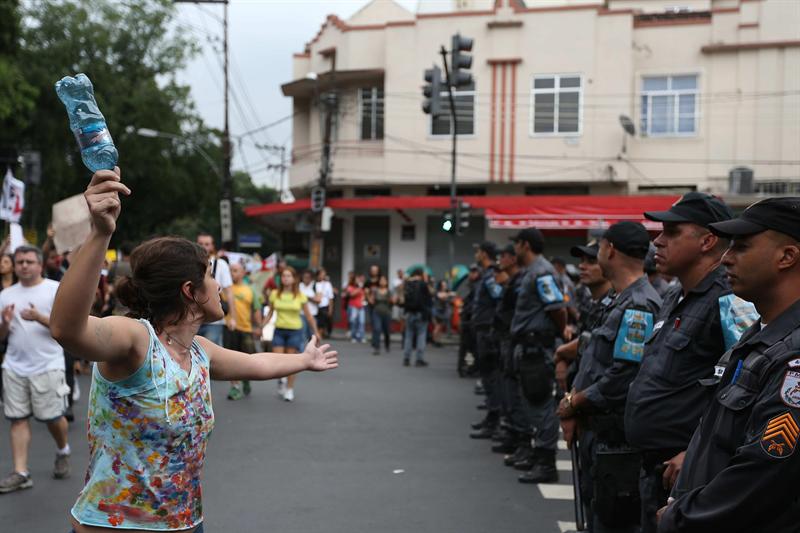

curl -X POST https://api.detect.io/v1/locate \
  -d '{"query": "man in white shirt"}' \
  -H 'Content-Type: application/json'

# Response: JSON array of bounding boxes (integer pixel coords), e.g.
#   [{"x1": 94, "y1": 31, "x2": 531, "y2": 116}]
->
[
  {"x1": 300, "y1": 270, "x2": 320, "y2": 342},
  {"x1": 0, "y1": 246, "x2": 71, "y2": 493},
  {"x1": 315, "y1": 268, "x2": 335, "y2": 338},
  {"x1": 196, "y1": 233, "x2": 235, "y2": 346}
]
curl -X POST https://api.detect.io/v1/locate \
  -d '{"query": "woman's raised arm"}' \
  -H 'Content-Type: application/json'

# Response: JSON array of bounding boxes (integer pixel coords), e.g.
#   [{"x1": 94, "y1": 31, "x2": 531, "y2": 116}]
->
[{"x1": 50, "y1": 168, "x2": 144, "y2": 362}]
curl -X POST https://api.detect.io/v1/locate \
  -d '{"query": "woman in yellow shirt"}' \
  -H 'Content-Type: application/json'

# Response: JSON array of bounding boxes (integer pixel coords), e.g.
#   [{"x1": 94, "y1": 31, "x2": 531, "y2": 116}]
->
[{"x1": 265, "y1": 266, "x2": 320, "y2": 401}]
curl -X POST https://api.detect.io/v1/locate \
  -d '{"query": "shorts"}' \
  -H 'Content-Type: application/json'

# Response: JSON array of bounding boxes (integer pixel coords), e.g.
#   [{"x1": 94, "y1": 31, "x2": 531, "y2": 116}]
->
[
  {"x1": 272, "y1": 328, "x2": 304, "y2": 352},
  {"x1": 227, "y1": 330, "x2": 256, "y2": 354},
  {"x1": 3, "y1": 368, "x2": 69, "y2": 422}
]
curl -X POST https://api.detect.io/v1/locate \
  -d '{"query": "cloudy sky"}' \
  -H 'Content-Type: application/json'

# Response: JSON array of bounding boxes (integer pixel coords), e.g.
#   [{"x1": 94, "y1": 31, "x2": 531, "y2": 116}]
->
[{"x1": 175, "y1": 0, "x2": 428, "y2": 189}]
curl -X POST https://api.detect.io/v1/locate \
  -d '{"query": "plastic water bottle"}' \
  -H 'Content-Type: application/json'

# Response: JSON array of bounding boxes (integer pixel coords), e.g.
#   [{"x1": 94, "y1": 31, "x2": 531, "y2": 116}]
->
[{"x1": 55, "y1": 73, "x2": 118, "y2": 173}]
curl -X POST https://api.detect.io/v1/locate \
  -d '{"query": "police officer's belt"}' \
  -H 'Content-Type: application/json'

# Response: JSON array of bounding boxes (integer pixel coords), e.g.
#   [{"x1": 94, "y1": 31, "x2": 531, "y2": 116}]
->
[
  {"x1": 640, "y1": 448, "x2": 684, "y2": 474},
  {"x1": 512, "y1": 331, "x2": 555, "y2": 347}
]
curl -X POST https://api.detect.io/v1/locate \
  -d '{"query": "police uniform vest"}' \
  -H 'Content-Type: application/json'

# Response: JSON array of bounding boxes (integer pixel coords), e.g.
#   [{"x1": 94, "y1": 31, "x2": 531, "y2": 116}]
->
[
  {"x1": 661, "y1": 299, "x2": 800, "y2": 533},
  {"x1": 625, "y1": 265, "x2": 758, "y2": 453}
]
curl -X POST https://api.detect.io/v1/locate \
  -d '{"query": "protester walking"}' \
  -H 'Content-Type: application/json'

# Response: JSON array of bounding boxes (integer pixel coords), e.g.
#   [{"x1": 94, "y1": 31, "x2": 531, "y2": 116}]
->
[
  {"x1": 49, "y1": 168, "x2": 337, "y2": 532},
  {"x1": 225, "y1": 261, "x2": 263, "y2": 401},
  {"x1": 368, "y1": 275, "x2": 394, "y2": 355},
  {"x1": 314, "y1": 268, "x2": 334, "y2": 339},
  {"x1": 264, "y1": 266, "x2": 321, "y2": 402},
  {"x1": 345, "y1": 274, "x2": 366, "y2": 343},
  {"x1": 402, "y1": 267, "x2": 431, "y2": 367},
  {"x1": 432, "y1": 279, "x2": 455, "y2": 346},
  {"x1": 0, "y1": 245, "x2": 72, "y2": 493},
  {"x1": 299, "y1": 269, "x2": 321, "y2": 343},
  {"x1": 196, "y1": 232, "x2": 235, "y2": 346}
]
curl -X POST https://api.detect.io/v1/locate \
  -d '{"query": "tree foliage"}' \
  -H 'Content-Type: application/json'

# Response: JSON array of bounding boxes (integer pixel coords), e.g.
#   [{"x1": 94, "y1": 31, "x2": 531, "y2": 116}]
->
[{"x1": 5, "y1": 0, "x2": 277, "y2": 251}]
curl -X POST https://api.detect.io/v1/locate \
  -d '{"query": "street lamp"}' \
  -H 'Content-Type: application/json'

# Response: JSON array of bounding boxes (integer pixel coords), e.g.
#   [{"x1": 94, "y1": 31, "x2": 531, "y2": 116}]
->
[
  {"x1": 130, "y1": 125, "x2": 234, "y2": 247},
  {"x1": 128, "y1": 126, "x2": 223, "y2": 182}
]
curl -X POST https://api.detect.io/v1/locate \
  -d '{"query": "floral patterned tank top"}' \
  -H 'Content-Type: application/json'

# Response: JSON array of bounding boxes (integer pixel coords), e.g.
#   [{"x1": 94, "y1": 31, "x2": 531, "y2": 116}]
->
[{"x1": 71, "y1": 319, "x2": 215, "y2": 530}]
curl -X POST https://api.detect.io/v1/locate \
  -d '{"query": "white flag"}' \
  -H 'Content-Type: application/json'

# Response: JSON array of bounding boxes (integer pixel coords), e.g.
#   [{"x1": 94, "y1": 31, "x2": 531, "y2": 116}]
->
[{"x1": 0, "y1": 168, "x2": 25, "y2": 223}]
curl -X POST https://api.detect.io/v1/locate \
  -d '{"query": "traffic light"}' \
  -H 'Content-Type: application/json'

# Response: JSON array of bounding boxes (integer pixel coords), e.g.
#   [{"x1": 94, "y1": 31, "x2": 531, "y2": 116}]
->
[
  {"x1": 450, "y1": 33, "x2": 473, "y2": 88},
  {"x1": 310, "y1": 186, "x2": 325, "y2": 213},
  {"x1": 422, "y1": 65, "x2": 443, "y2": 116},
  {"x1": 456, "y1": 201, "x2": 471, "y2": 235},
  {"x1": 441, "y1": 211, "x2": 454, "y2": 233}
]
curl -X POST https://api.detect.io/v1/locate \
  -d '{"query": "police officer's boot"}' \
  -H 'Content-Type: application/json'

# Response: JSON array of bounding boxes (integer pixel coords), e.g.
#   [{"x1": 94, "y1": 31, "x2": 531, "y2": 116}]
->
[
  {"x1": 470, "y1": 410, "x2": 498, "y2": 430},
  {"x1": 517, "y1": 449, "x2": 558, "y2": 484},
  {"x1": 469, "y1": 411, "x2": 499, "y2": 439},
  {"x1": 491, "y1": 429, "x2": 521, "y2": 454},
  {"x1": 504, "y1": 442, "x2": 532, "y2": 466}
]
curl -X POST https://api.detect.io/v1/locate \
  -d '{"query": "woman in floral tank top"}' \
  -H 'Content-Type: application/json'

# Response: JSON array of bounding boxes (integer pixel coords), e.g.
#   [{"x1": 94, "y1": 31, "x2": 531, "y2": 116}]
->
[{"x1": 50, "y1": 167, "x2": 339, "y2": 533}]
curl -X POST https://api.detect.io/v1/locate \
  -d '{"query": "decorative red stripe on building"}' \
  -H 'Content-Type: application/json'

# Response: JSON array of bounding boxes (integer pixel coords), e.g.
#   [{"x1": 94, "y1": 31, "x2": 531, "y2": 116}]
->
[
  {"x1": 490, "y1": 63, "x2": 497, "y2": 183},
  {"x1": 499, "y1": 63, "x2": 507, "y2": 183},
  {"x1": 509, "y1": 63, "x2": 517, "y2": 183}
]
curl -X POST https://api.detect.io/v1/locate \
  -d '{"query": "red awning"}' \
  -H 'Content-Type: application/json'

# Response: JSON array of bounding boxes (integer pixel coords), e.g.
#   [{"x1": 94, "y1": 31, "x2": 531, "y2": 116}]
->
[
  {"x1": 244, "y1": 195, "x2": 680, "y2": 230},
  {"x1": 483, "y1": 195, "x2": 680, "y2": 230}
]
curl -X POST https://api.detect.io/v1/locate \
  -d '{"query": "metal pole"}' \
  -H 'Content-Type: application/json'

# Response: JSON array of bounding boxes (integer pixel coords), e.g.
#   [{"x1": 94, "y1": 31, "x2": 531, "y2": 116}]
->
[
  {"x1": 222, "y1": 0, "x2": 235, "y2": 250},
  {"x1": 440, "y1": 46, "x2": 458, "y2": 270}
]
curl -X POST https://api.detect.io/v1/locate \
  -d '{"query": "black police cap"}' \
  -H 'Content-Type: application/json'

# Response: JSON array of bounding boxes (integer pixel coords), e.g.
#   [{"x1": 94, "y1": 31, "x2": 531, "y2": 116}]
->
[
  {"x1": 500, "y1": 243, "x2": 516, "y2": 256},
  {"x1": 473, "y1": 240, "x2": 498, "y2": 258},
  {"x1": 602, "y1": 221, "x2": 651, "y2": 259},
  {"x1": 570, "y1": 239, "x2": 599, "y2": 259},
  {"x1": 709, "y1": 197, "x2": 800, "y2": 242},
  {"x1": 509, "y1": 228, "x2": 544, "y2": 253},
  {"x1": 644, "y1": 192, "x2": 733, "y2": 228}
]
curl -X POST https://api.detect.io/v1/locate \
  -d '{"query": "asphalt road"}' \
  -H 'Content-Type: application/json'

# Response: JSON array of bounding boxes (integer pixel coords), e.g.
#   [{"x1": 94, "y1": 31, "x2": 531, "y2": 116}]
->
[{"x1": 0, "y1": 339, "x2": 575, "y2": 533}]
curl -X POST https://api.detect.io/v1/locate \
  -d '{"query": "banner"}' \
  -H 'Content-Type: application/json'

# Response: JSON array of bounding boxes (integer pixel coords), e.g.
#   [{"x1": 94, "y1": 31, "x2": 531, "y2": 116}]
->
[
  {"x1": 9, "y1": 223, "x2": 25, "y2": 253},
  {"x1": 0, "y1": 168, "x2": 25, "y2": 223},
  {"x1": 52, "y1": 194, "x2": 91, "y2": 254}
]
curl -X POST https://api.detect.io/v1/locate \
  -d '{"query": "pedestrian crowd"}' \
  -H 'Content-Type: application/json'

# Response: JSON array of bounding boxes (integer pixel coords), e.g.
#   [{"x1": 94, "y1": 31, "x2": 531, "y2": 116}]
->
[{"x1": 458, "y1": 194, "x2": 800, "y2": 532}]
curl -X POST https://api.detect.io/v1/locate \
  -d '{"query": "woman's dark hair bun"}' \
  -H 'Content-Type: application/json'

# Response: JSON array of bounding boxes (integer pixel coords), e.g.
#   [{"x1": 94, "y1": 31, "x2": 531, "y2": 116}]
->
[{"x1": 115, "y1": 276, "x2": 147, "y2": 318}]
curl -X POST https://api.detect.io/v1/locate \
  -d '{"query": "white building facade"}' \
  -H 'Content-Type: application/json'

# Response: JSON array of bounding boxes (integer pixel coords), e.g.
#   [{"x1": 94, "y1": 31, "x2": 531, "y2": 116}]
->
[{"x1": 246, "y1": 0, "x2": 800, "y2": 285}]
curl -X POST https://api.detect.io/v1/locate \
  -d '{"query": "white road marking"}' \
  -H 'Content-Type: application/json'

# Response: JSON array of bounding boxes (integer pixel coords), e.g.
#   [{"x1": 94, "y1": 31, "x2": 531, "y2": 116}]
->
[
  {"x1": 558, "y1": 521, "x2": 578, "y2": 533},
  {"x1": 558, "y1": 440, "x2": 568, "y2": 450},
  {"x1": 556, "y1": 460, "x2": 572, "y2": 471},
  {"x1": 537, "y1": 483, "x2": 574, "y2": 500}
]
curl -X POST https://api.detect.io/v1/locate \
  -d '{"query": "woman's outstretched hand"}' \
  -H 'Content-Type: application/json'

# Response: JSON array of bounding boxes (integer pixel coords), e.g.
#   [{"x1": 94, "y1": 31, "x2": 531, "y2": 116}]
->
[
  {"x1": 85, "y1": 166, "x2": 131, "y2": 235},
  {"x1": 303, "y1": 336, "x2": 339, "y2": 372}
]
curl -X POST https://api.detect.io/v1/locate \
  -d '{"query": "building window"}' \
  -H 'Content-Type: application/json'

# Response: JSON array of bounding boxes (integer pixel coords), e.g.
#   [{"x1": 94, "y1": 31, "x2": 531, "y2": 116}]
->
[
  {"x1": 640, "y1": 74, "x2": 698, "y2": 137},
  {"x1": 530, "y1": 75, "x2": 582, "y2": 135},
  {"x1": 431, "y1": 82, "x2": 475, "y2": 136},
  {"x1": 359, "y1": 87, "x2": 384, "y2": 140}
]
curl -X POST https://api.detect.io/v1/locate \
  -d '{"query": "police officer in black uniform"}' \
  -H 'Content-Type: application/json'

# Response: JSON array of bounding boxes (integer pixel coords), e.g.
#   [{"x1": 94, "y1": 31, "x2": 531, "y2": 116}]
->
[
  {"x1": 469, "y1": 242, "x2": 506, "y2": 439},
  {"x1": 624, "y1": 193, "x2": 759, "y2": 533},
  {"x1": 658, "y1": 197, "x2": 800, "y2": 533},
  {"x1": 490, "y1": 244, "x2": 531, "y2": 456},
  {"x1": 554, "y1": 239, "x2": 614, "y2": 394},
  {"x1": 509, "y1": 228, "x2": 568, "y2": 484},
  {"x1": 557, "y1": 222, "x2": 662, "y2": 533},
  {"x1": 459, "y1": 264, "x2": 481, "y2": 377}
]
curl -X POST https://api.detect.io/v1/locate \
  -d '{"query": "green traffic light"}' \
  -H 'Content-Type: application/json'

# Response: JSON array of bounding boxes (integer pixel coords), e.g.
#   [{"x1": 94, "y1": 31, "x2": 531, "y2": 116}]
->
[{"x1": 442, "y1": 219, "x2": 453, "y2": 232}]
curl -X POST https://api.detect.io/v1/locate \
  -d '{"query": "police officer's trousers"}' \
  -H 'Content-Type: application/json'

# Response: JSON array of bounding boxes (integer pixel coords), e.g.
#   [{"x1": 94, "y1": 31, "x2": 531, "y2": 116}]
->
[
  {"x1": 638, "y1": 448, "x2": 681, "y2": 533},
  {"x1": 499, "y1": 336, "x2": 532, "y2": 434},
  {"x1": 475, "y1": 326, "x2": 502, "y2": 414},
  {"x1": 513, "y1": 342, "x2": 558, "y2": 450},
  {"x1": 578, "y1": 428, "x2": 639, "y2": 533}
]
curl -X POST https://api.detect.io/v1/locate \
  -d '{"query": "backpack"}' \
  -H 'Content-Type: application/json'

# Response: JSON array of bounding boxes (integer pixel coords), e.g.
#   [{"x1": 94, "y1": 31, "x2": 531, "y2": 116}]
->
[{"x1": 404, "y1": 279, "x2": 425, "y2": 312}]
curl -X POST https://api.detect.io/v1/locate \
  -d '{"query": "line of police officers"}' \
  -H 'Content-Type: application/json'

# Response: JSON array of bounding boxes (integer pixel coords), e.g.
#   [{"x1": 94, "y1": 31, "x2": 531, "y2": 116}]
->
[{"x1": 461, "y1": 195, "x2": 800, "y2": 532}]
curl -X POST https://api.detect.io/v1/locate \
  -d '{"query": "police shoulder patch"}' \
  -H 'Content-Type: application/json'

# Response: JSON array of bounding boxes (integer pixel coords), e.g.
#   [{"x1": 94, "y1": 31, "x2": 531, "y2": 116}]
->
[
  {"x1": 761, "y1": 411, "x2": 799, "y2": 459},
  {"x1": 613, "y1": 308, "x2": 654, "y2": 363},
  {"x1": 781, "y1": 369, "x2": 800, "y2": 408},
  {"x1": 535, "y1": 274, "x2": 564, "y2": 304},
  {"x1": 718, "y1": 294, "x2": 759, "y2": 351}
]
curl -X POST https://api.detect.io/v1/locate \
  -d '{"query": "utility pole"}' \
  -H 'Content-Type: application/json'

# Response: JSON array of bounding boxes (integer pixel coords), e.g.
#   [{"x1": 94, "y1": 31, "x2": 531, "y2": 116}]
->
[
  {"x1": 434, "y1": 34, "x2": 472, "y2": 270},
  {"x1": 309, "y1": 59, "x2": 337, "y2": 271},
  {"x1": 174, "y1": 0, "x2": 233, "y2": 249},
  {"x1": 440, "y1": 46, "x2": 458, "y2": 269}
]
